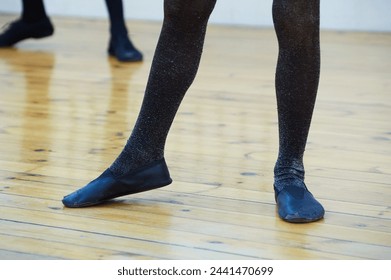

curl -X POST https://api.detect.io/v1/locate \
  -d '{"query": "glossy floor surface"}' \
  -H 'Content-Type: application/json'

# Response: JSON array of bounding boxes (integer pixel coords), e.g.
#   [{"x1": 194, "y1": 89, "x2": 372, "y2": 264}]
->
[{"x1": 0, "y1": 14, "x2": 390, "y2": 259}]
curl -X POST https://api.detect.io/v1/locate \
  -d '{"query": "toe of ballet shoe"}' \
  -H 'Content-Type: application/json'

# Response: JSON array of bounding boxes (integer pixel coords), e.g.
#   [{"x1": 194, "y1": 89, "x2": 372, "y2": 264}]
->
[
  {"x1": 108, "y1": 37, "x2": 143, "y2": 62},
  {"x1": 62, "y1": 158, "x2": 172, "y2": 208},
  {"x1": 62, "y1": 169, "x2": 116, "y2": 208},
  {"x1": 274, "y1": 182, "x2": 325, "y2": 223},
  {"x1": 114, "y1": 49, "x2": 143, "y2": 62}
]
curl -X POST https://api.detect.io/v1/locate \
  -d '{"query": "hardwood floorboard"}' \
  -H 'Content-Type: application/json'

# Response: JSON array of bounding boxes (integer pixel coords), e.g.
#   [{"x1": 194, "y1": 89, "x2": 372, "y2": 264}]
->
[{"x1": 0, "y1": 14, "x2": 390, "y2": 259}]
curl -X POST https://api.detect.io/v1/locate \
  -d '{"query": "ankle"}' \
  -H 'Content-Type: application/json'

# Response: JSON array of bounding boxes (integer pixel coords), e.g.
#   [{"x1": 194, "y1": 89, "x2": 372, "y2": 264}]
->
[
  {"x1": 274, "y1": 157, "x2": 307, "y2": 194},
  {"x1": 109, "y1": 148, "x2": 163, "y2": 178},
  {"x1": 21, "y1": 15, "x2": 50, "y2": 24},
  {"x1": 110, "y1": 25, "x2": 128, "y2": 38}
]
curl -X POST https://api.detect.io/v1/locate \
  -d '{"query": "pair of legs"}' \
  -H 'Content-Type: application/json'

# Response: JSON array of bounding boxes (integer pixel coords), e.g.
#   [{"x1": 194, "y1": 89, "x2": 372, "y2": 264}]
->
[
  {"x1": 62, "y1": 0, "x2": 325, "y2": 223},
  {"x1": 0, "y1": 0, "x2": 142, "y2": 62}
]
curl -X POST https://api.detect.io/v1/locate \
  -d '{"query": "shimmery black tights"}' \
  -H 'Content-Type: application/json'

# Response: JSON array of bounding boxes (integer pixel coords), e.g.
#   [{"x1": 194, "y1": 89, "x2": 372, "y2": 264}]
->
[
  {"x1": 110, "y1": 0, "x2": 320, "y2": 186},
  {"x1": 109, "y1": 0, "x2": 218, "y2": 175},
  {"x1": 272, "y1": 0, "x2": 320, "y2": 188}
]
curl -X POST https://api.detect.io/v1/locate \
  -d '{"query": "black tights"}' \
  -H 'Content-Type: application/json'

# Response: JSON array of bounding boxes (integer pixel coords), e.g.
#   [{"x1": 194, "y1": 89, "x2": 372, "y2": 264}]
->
[
  {"x1": 21, "y1": 0, "x2": 47, "y2": 22},
  {"x1": 273, "y1": 0, "x2": 320, "y2": 188},
  {"x1": 110, "y1": 0, "x2": 218, "y2": 175},
  {"x1": 110, "y1": 0, "x2": 320, "y2": 184},
  {"x1": 104, "y1": 0, "x2": 129, "y2": 36},
  {"x1": 64, "y1": 0, "x2": 323, "y2": 221}
]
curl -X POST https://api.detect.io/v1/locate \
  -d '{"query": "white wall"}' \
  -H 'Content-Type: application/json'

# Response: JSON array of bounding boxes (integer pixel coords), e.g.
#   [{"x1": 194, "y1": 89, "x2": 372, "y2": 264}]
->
[{"x1": 1, "y1": 0, "x2": 390, "y2": 32}]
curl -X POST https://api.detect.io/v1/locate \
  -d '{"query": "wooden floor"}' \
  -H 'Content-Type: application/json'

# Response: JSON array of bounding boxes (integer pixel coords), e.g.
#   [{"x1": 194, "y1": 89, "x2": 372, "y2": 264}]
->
[{"x1": 0, "y1": 14, "x2": 390, "y2": 260}]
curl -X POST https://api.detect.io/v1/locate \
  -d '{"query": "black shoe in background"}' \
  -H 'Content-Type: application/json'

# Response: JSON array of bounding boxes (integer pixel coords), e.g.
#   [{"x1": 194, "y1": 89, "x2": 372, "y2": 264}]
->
[{"x1": 0, "y1": 17, "x2": 54, "y2": 47}]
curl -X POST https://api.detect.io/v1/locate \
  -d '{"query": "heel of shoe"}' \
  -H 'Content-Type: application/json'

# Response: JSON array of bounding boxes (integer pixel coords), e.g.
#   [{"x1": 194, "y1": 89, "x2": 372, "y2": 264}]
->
[
  {"x1": 119, "y1": 158, "x2": 172, "y2": 189},
  {"x1": 31, "y1": 18, "x2": 55, "y2": 39}
]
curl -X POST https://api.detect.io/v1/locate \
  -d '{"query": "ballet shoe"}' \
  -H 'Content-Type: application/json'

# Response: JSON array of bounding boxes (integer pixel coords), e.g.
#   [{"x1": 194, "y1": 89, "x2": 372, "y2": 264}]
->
[
  {"x1": 0, "y1": 17, "x2": 54, "y2": 47},
  {"x1": 274, "y1": 178, "x2": 325, "y2": 223},
  {"x1": 108, "y1": 34, "x2": 143, "y2": 62},
  {"x1": 62, "y1": 158, "x2": 172, "y2": 208}
]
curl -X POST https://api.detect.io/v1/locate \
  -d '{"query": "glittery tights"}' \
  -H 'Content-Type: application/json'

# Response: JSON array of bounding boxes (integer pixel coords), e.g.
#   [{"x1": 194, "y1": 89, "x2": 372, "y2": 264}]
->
[
  {"x1": 109, "y1": 0, "x2": 217, "y2": 176},
  {"x1": 109, "y1": 0, "x2": 320, "y2": 192},
  {"x1": 272, "y1": 0, "x2": 320, "y2": 189}
]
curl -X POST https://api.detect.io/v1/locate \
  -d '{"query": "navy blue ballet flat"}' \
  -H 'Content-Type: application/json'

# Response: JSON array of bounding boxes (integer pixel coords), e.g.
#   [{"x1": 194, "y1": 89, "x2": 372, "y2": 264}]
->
[
  {"x1": 108, "y1": 34, "x2": 143, "y2": 62},
  {"x1": 62, "y1": 158, "x2": 172, "y2": 208},
  {"x1": 274, "y1": 178, "x2": 324, "y2": 223}
]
